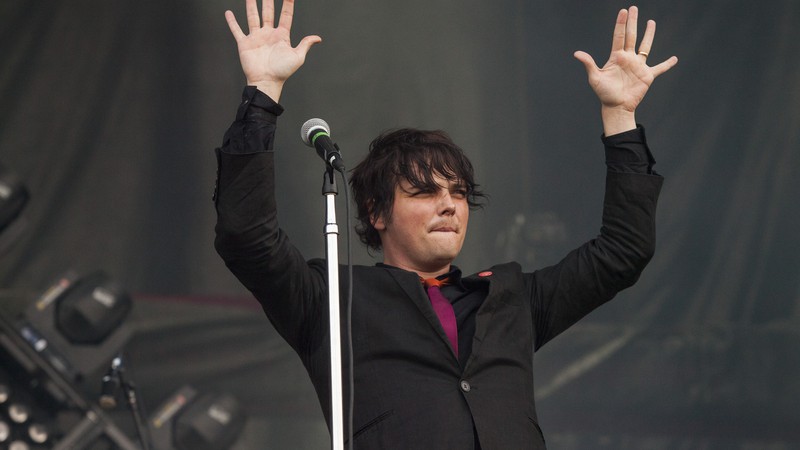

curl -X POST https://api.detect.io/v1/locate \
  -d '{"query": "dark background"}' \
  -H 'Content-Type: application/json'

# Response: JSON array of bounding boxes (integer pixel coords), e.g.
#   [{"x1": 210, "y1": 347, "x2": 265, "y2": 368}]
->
[{"x1": 2, "y1": 0, "x2": 799, "y2": 448}]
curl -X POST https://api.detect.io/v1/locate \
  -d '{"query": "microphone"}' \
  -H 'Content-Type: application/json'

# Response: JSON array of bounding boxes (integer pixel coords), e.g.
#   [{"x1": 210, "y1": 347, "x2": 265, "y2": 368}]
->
[
  {"x1": 99, "y1": 354, "x2": 122, "y2": 409},
  {"x1": 301, "y1": 118, "x2": 345, "y2": 171}
]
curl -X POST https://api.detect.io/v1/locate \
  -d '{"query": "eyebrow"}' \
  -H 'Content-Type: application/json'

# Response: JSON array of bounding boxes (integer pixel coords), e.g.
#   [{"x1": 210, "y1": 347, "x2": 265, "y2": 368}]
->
[{"x1": 400, "y1": 178, "x2": 467, "y2": 193}]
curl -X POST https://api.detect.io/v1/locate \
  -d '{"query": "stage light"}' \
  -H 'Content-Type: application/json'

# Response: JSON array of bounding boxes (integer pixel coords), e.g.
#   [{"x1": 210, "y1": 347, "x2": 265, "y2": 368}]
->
[
  {"x1": 21, "y1": 270, "x2": 133, "y2": 381},
  {"x1": 0, "y1": 164, "x2": 28, "y2": 234},
  {"x1": 150, "y1": 385, "x2": 247, "y2": 450}
]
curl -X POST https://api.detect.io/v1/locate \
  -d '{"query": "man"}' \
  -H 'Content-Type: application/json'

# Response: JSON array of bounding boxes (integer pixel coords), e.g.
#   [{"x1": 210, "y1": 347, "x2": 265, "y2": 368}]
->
[{"x1": 214, "y1": 0, "x2": 677, "y2": 448}]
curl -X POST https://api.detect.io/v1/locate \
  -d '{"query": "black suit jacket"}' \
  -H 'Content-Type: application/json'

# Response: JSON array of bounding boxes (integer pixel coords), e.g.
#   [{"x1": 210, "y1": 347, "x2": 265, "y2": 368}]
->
[{"x1": 214, "y1": 88, "x2": 663, "y2": 449}]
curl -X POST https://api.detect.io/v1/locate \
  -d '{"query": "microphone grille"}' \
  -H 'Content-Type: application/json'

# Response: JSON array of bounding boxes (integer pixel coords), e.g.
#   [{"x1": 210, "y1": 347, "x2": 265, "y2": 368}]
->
[{"x1": 301, "y1": 118, "x2": 330, "y2": 146}]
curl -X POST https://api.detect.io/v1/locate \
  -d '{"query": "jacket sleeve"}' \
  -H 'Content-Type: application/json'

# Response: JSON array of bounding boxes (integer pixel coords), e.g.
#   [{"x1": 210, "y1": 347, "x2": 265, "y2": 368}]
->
[
  {"x1": 213, "y1": 87, "x2": 327, "y2": 354},
  {"x1": 530, "y1": 126, "x2": 663, "y2": 350}
]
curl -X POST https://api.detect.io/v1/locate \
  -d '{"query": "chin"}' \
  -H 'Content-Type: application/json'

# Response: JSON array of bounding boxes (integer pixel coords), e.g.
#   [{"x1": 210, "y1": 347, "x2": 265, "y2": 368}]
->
[
  {"x1": 431, "y1": 246, "x2": 462, "y2": 262},
  {"x1": 425, "y1": 234, "x2": 463, "y2": 256}
]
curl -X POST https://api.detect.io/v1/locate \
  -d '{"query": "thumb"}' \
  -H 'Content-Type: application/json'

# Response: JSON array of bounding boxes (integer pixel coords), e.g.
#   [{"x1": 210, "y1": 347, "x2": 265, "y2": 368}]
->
[
  {"x1": 573, "y1": 50, "x2": 598, "y2": 75},
  {"x1": 296, "y1": 35, "x2": 322, "y2": 57}
]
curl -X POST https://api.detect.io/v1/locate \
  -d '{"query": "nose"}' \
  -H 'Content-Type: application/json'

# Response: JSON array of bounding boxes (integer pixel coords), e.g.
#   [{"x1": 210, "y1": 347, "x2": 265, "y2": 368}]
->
[{"x1": 438, "y1": 190, "x2": 456, "y2": 216}]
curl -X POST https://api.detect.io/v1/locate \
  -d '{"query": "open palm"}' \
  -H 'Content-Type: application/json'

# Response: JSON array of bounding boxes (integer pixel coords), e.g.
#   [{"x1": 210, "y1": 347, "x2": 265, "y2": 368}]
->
[
  {"x1": 225, "y1": 0, "x2": 320, "y2": 100},
  {"x1": 574, "y1": 6, "x2": 677, "y2": 112}
]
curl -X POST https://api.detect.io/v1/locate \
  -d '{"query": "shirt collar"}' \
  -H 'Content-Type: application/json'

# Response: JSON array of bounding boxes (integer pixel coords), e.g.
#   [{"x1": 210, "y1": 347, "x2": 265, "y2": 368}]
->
[{"x1": 376, "y1": 263, "x2": 464, "y2": 288}]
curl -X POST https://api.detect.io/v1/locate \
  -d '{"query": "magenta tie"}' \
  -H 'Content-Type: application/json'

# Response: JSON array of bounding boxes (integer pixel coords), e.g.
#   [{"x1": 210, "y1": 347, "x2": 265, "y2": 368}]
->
[{"x1": 422, "y1": 278, "x2": 458, "y2": 357}]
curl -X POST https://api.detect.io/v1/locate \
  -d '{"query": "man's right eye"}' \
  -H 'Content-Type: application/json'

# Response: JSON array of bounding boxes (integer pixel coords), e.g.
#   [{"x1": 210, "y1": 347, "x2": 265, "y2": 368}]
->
[{"x1": 408, "y1": 188, "x2": 434, "y2": 197}]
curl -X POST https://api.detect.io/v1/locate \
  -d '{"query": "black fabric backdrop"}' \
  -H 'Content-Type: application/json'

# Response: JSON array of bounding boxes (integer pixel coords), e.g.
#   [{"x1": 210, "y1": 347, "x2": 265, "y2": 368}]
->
[{"x1": 1, "y1": 0, "x2": 799, "y2": 448}]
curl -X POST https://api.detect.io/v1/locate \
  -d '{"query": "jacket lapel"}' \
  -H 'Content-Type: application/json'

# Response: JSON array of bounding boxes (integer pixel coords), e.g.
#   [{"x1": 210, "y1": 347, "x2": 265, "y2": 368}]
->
[
  {"x1": 462, "y1": 264, "x2": 524, "y2": 371},
  {"x1": 386, "y1": 268, "x2": 458, "y2": 358}
]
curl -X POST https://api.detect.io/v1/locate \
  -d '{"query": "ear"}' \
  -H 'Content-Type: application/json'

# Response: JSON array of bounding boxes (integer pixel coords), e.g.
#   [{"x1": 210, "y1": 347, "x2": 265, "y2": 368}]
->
[
  {"x1": 366, "y1": 198, "x2": 384, "y2": 231},
  {"x1": 370, "y1": 211, "x2": 386, "y2": 231}
]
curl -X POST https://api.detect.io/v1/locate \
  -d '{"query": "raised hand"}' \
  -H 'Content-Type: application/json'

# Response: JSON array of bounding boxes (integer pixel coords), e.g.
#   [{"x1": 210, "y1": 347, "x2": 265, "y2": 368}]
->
[
  {"x1": 574, "y1": 6, "x2": 678, "y2": 135},
  {"x1": 225, "y1": 0, "x2": 321, "y2": 101}
]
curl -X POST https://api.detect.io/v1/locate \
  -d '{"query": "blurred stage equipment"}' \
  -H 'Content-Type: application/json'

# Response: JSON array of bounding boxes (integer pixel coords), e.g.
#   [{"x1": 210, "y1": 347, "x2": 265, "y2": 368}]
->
[
  {"x1": 0, "y1": 309, "x2": 139, "y2": 449},
  {"x1": 150, "y1": 385, "x2": 247, "y2": 450},
  {"x1": 99, "y1": 352, "x2": 154, "y2": 450},
  {"x1": 1, "y1": 169, "x2": 246, "y2": 449},
  {"x1": 0, "y1": 164, "x2": 28, "y2": 233},
  {"x1": 21, "y1": 270, "x2": 133, "y2": 381},
  {"x1": 1, "y1": 270, "x2": 138, "y2": 448},
  {"x1": 0, "y1": 164, "x2": 29, "y2": 255},
  {"x1": 0, "y1": 167, "x2": 135, "y2": 447}
]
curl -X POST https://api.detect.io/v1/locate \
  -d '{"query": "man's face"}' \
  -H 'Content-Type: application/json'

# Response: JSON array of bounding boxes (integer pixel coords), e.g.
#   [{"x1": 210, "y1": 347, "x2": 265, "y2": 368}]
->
[{"x1": 373, "y1": 173, "x2": 469, "y2": 275}]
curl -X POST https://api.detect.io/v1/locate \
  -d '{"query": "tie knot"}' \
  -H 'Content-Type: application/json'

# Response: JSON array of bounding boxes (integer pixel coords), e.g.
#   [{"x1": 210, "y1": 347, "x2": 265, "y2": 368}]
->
[{"x1": 422, "y1": 277, "x2": 449, "y2": 289}]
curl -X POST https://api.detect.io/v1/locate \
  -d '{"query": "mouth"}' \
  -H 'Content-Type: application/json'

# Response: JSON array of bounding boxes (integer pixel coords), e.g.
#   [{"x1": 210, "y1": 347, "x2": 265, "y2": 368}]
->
[{"x1": 431, "y1": 225, "x2": 457, "y2": 233}]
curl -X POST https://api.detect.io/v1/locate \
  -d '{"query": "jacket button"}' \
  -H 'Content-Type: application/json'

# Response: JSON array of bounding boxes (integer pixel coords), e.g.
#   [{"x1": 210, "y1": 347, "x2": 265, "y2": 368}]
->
[{"x1": 460, "y1": 380, "x2": 471, "y2": 392}]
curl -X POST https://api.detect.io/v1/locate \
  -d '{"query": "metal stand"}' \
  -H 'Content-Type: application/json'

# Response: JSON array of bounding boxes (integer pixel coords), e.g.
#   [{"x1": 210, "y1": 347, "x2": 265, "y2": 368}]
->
[
  {"x1": 322, "y1": 167, "x2": 344, "y2": 450},
  {"x1": 117, "y1": 356, "x2": 152, "y2": 450},
  {"x1": 101, "y1": 353, "x2": 152, "y2": 450}
]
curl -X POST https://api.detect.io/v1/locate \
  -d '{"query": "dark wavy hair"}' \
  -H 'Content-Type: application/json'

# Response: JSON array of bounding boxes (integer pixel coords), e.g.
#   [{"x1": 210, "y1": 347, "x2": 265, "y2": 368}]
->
[{"x1": 349, "y1": 128, "x2": 486, "y2": 252}]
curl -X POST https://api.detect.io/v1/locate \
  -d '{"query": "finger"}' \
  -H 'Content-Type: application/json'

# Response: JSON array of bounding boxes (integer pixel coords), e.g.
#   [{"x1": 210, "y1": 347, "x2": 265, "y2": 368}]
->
[
  {"x1": 638, "y1": 19, "x2": 656, "y2": 57},
  {"x1": 262, "y1": 0, "x2": 275, "y2": 27},
  {"x1": 278, "y1": 0, "x2": 296, "y2": 31},
  {"x1": 245, "y1": 0, "x2": 260, "y2": 32},
  {"x1": 624, "y1": 6, "x2": 638, "y2": 52},
  {"x1": 610, "y1": 9, "x2": 628, "y2": 53},
  {"x1": 573, "y1": 51, "x2": 599, "y2": 75},
  {"x1": 225, "y1": 10, "x2": 246, "y2": 41},
  {"x1": 651, "y1": 56, "x2": 679, "y2": 78},
  {"x1": 296, "y1": 35, "x2": 322, "y2": 58}
]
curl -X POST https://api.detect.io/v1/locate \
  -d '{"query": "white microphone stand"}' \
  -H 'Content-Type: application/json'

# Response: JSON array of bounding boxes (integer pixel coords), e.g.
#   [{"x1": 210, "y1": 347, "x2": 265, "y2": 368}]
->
[{"x1": 321, "y1": 166, "x2": 344, "y2": 450}]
